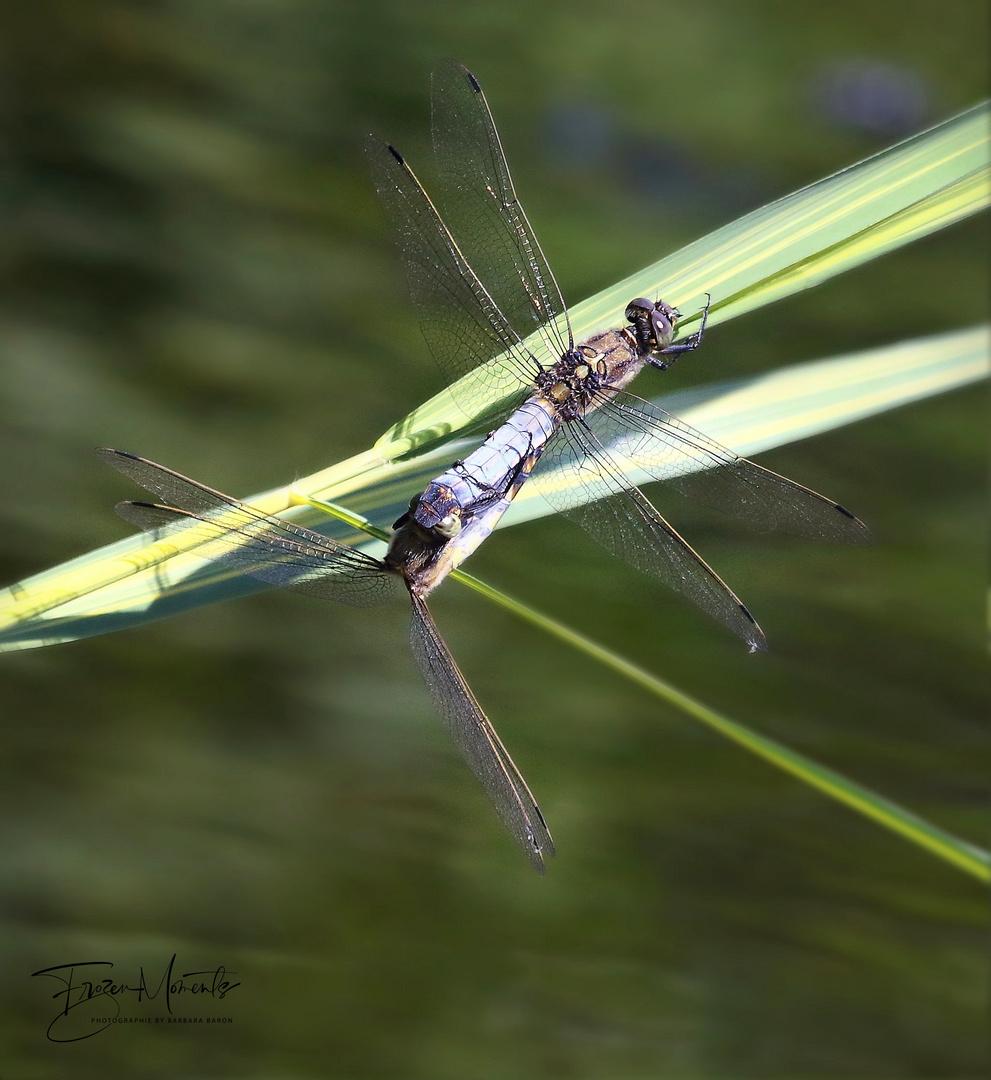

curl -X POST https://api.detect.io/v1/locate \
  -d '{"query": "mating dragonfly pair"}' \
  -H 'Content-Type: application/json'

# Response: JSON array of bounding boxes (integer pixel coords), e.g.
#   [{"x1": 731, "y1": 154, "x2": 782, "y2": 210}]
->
[{"x1": 101, "y1": 61, "x2": 868, "y2": 872}]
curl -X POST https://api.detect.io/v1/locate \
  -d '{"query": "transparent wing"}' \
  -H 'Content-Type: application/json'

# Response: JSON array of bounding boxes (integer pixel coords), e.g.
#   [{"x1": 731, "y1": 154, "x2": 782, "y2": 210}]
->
[
  {"x1": 366, "y1": 137, "x2": 540, "y2": 410},
  {"x1": 531, "y1": 427, "x2": 767, "y2": 651},
  {"x1": 104, "y1": 450, "x2": 551, "y2": 864},
  {"x1": 591, "y1": 391, "x2": 872, "y2": 542},
  {"x1": 431, "y1": 59, "x2": 572, "y2": 363},
  {"x1": 409, "y1": 593, "x2": 554, "y2": 871},
  {"x1": 99, "y1": 449, "x2": 400, "y2": 607}
]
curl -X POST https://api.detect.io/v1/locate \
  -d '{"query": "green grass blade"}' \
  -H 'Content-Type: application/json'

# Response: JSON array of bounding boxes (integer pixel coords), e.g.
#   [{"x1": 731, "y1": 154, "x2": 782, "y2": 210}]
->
[
  {"x1": 450, "y1": 571, "x2": 991, "y2": 884},
  {"x1": 0, "y1": 326, "x2": 985, "y2": 650},
  {"x1": 0, "y1": 98, "x2": 987, "y2": 649},
  {"x1": 2, "y1": 94, "x2": 983, "y2": 649}
]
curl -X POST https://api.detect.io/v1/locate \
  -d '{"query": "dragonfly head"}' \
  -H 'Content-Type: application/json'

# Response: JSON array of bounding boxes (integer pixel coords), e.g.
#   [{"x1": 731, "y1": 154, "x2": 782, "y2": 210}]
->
[
  {"x1": 625, "y1": 297, "x2": 680, "y2": 353},
  {"x1": 409, "y1": 486, "x2": 464, "y2": 539}
]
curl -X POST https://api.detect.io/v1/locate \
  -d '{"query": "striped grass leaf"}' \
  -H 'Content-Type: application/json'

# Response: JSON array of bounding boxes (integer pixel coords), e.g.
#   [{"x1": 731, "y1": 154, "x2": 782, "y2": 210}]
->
[
  {"x1": 0, "y1": 325, "x2": 985, "y2": 648},
  {"x1": 3, "y1": 101, "x2": 983, "y2": 640}
]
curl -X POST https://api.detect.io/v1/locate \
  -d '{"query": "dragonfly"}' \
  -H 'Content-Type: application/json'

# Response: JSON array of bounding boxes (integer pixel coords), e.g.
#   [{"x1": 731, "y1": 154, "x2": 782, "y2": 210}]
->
[
  {"x1": 99, "y1": 62, "x2": 869, "y2": 873},
  {"x1": 366, "y1": 60, "x2": 870, "y2": 654}
]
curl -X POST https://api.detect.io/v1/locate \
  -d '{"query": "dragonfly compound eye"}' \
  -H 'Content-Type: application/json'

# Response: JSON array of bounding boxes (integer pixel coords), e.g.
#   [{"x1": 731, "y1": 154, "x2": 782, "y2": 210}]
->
[
  {"x1": 650, "y1": 305, "x2": 675, "y2": 345},
  {"x1": 625, "y1": 297, "x2": 654, "y2": 323},
  {"x1": 434, "y1": 511, "x2": 462, "y2": 538}
]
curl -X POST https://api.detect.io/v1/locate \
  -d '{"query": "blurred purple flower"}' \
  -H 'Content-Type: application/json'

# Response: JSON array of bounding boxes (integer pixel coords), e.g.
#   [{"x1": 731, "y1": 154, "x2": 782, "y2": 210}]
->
[{"x1": 812, "y1": 59, "x2": 931, "y2": 135}]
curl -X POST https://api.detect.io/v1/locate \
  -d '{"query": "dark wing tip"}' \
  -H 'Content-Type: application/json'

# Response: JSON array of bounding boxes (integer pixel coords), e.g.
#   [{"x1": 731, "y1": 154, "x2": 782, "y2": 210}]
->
[
  {"x1": 118, "y1": 499, "x2": 185, "y2": 513},
  {"x1": 97, "y1": 447, "x2": 149, "y2": 474},
  {"x1": 834, "y1": 503, "x2": 874, "y2": 545},
  {"x1": 526, "y1": 841, "x2": 551, "y2": 876},
  {"x1": 739, "y1": 603, "x2": 769, "y2": 652},
  {"x1": 363, "y1": 135, "x2": 402, "y2": 163},
  {"x1": 529, "y1": 812, "x2": 556, "y2": 870},
  {"x1": 439, "y1": 57, "x2": 481, "y2": 92},
  {"x1": 113, "y1": 498, "x2": 139, "y2": 520},
  {"x1": 114, "y1": 498, "x2": 188, "y2": 522},
  {"x1": 96, "y1": 446, "x2": 137, "y2": 462}
]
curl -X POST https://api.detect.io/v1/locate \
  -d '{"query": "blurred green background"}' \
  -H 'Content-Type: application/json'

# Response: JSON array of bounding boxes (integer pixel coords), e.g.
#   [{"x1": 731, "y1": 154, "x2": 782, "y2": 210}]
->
[{"x1": 1, "y1": 0, "x2": 987, "y2": 1077}]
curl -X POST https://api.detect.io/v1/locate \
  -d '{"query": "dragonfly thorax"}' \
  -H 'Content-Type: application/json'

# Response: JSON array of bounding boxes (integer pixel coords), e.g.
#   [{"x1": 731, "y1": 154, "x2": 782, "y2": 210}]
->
[{"x1": 536, "y1": 346, "x2": 605, "y2": 421}]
